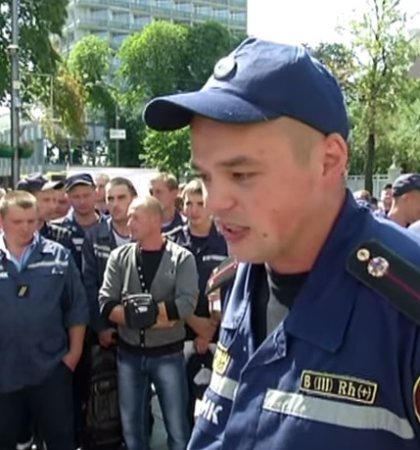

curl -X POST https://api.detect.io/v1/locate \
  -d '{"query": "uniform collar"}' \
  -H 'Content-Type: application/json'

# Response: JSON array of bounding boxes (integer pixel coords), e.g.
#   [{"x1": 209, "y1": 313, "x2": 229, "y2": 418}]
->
[
  {"x1": 0, "y1": 231, "x2": 39, "y2": 254},
  {"x1": 283, "y1": 191, "x2": 369, "y2": 353},
  {"x1": 66, "y1": 208, "x2": 106, "y2": 227}
]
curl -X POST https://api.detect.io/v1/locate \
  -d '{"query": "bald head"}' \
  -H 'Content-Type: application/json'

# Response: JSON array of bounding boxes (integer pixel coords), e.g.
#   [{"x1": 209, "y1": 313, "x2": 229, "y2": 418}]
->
[{"x1": 129, "y1": 195, "x2": 164, "y2": 219}]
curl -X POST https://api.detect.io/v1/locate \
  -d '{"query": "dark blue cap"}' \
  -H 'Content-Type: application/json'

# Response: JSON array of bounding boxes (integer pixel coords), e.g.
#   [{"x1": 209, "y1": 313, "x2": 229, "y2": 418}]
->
[
  {"x1": 65, "y1": 173, "x2": 95, "y2": 192},
  {"x1": 16, "y1": 174, "x2": 63, "y2": 194},
  {"x1": 392, "y1": 173, "x2": 420, "y2": 197},
  {"x1": 143, "y1": 37, "x2": 349, "y2": 139}
]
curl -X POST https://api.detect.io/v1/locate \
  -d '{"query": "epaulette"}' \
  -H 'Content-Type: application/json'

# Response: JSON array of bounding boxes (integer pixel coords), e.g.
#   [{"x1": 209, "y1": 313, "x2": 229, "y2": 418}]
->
[
  {"x1": 205, "y1": 256, "x2": 238, "y2": 296},
  {"x1": 347, "y1": 240, "x2": 420, "y2": 326}
]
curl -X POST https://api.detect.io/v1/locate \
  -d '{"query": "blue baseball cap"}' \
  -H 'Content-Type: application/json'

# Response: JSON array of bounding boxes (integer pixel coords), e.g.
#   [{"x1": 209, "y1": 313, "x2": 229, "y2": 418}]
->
[
  {"x1": 143, "y1": 37, "x2": 349, "y2": 139},
  {"x1": 392, "y1": 174, "x2": 420, "y2": 197},
  {"x1": 16, "y1": 174, "x2": 63, "y2": 194},
  {"x1": 65, "y1": 173, "x2": 95, "y2": 192}
]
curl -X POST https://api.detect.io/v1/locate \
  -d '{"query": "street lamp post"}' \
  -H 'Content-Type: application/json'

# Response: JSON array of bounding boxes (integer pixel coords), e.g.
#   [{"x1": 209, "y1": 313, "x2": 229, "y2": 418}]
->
[
  {"x1": 8, "y1": 0, "x2": 21, "y2": 188},
  {"x1": 115, "y1": 104, "x2": 120, "y2": 167}
]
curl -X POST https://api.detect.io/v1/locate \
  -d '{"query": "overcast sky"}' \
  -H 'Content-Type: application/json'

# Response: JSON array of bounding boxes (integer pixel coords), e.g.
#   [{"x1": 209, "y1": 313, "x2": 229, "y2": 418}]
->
[{"x1": 247, "y1": 0, "x2": 420, "y2": 45}]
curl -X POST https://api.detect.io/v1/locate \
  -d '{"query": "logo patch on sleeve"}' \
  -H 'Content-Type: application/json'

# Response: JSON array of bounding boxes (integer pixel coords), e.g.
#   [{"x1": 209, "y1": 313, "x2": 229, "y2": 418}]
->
[
  {"x1": 300, "y1": 370, "x2": 378, "y2": 405},
  {"x1": 213, "y1": 343, "x2": 231, "y2": 376}
]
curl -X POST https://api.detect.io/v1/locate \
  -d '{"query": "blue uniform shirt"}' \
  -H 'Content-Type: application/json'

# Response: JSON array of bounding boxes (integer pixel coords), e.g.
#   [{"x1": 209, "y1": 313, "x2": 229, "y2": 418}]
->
[
  {"x1": 189, "y1": 192, "x2": 420, "y2": 450},
  {"x1": 82, "y1": 216, "x2": 117, "y2": 332},
  {"x1": 0, "y1": 236, "x2": 89, "y2": 393},
  {"x1": 167, "y1": 223, "x2": 228, "y2": 338},
  {"x1": 54, "y1": 209, "x2": 106, "y2": 270},
  {"x1": 162, "y1": 210, "x2": 187, "y2": 235}
]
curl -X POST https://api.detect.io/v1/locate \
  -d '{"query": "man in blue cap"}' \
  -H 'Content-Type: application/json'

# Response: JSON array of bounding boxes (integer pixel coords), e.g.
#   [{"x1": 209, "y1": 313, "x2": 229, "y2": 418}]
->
[
  {"x1": 16, "y1": 174, "x2": 74, "y2": 251},
  {"x1": 54, "y1": 173, "x2": 107, "y2": 270},
  {"x1": 144, "y1": 37, "x2": 420, "y2": 449},
  {"x1": 388, "y1": 173, "x2": 420, "y2": 227}
]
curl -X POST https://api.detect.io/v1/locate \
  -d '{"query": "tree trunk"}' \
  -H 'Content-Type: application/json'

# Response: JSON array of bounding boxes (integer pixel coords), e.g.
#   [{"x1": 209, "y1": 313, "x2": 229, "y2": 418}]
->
[{"x1": 364, "y1": 132, "x2": 375, "y2": 194}]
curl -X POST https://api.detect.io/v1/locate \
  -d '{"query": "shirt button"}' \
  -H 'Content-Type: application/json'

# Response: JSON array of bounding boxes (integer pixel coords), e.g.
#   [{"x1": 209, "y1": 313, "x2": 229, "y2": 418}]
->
[{"x1": 140, "y1": 343, "x2": 144, "y2": 347}]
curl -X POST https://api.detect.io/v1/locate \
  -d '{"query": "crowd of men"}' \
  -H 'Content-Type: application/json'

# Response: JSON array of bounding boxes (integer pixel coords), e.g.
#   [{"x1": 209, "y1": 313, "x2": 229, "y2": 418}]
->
[
  {"x1": 0, "y1": 170, "x2": 229, "y2": 450},
  {"x1": 4, "y1": 35, "x2": 420, "y2": 450},
  {"x1": 354, "y1": 173, "x2": 420, "y2": 231}
]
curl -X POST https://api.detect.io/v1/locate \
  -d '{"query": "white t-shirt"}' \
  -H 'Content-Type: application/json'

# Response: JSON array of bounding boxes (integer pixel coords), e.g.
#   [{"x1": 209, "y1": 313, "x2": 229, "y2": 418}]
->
[
  {"x1": 112, "y1": 230, "x2": 131, "y2": 247},
  {"x1": 408, "y1": 220, "x2": 420, "y2": 236}
]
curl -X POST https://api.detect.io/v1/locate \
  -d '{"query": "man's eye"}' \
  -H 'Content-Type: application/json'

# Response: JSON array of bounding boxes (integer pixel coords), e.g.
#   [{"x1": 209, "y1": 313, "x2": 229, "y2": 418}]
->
[
  {"x1": 196, "y1": 172, "x2": 210, "y2": 183},
  {"x1": 232, "y1": 172, "x2": 255, "y2": 182}
]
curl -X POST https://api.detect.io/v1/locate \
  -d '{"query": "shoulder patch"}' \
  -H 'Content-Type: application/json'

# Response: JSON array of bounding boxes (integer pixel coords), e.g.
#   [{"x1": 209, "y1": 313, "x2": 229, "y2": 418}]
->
[
  {"x1": 347, "y1": 240, "x2": 420, "y2": 326},
  {"x1": 205, "y1": 256, "x2": 237, "y2": 296}
]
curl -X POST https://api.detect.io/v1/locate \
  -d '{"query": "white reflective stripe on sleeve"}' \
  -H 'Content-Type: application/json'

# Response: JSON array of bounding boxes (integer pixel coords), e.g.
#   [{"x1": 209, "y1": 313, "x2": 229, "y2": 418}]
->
[
  {"x1": 96, "y1": 251, "x2": 110, "y2": 259},
  {"x1": 263, "y1": 390, "x2": 414, "y2": 440},
  {"x1": 27, "y1": 260, "x2": 69, "y2": 269},
  {"x1": 93, "y1": 243, "x2": 111, "y2": 252},
  {"x1": 203, "y1": 255, "x2": 227, "y2": 262},
  {"x1": 209, "y1": 372, "x2": 238, "y2": 401}
]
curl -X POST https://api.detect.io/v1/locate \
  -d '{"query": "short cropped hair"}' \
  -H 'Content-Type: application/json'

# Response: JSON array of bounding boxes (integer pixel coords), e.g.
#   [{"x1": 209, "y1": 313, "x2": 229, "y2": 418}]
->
[
  {"x1": 95, "y1": 173, "x2": 110, "y2": 185},
  {"x1": 0, "y1": 190, "x2": 37, "y2": 218},
  {"x1": 107, "y1": 177, "x2": 137, "y2": 197},
  {"x1": 150, "y1": 172, "x2": 179, "y2": 191},
  {"x1": 129, "y1": 195, "x2": 164, "y2": 219},
  {"x1": 182, "y1": 179, "x2": 204, "y2": 199}
]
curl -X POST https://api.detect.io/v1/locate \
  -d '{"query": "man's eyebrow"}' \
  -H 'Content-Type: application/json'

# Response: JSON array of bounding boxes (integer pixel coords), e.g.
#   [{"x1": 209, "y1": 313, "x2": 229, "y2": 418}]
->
[{"x1": 192, "y1": 156, "x2": 260, "y2": 172}]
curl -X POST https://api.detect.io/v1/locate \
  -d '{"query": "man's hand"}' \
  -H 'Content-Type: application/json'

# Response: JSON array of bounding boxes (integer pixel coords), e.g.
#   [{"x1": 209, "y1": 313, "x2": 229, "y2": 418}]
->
[
  {"x1": 98, "y1": 329, "x2": 117, "y2": 348},
  {"x1": 153, "y1": 303, "x2": 177, "y2": 329},
  {"x1": 194, "y1": 336, "x2": 210, "y2": 355},
  {"x1": 62, "y1": 351, "x2": 81, "y2": 372},
  {"x1": 109, "y1": 305, "x2": 126, "y2": 326},
  {"x1": 189, "y1": 316, "x2": 218, "y2": 341}
]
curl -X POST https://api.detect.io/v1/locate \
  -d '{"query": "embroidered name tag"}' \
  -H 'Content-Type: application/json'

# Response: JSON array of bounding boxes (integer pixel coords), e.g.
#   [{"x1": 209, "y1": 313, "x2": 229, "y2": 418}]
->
[
  {"x1": 213, "y1": 343, "x2": 231, "y2": 376},
  {"x1": 300, "y1": 370, "x2": 378, "y2": 405}
]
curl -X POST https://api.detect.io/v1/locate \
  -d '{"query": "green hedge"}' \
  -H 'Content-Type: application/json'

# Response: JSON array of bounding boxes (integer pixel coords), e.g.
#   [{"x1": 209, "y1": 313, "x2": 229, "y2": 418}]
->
[{"x1": 0, "y1": 143, "x2": 33, "y2": 159}]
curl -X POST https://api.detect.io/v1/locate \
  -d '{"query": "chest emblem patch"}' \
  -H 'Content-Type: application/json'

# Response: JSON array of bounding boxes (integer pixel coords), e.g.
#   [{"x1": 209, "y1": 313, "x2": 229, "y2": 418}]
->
[{"x1": 300, "y1": 370, "x2": 378, "y2": 405}]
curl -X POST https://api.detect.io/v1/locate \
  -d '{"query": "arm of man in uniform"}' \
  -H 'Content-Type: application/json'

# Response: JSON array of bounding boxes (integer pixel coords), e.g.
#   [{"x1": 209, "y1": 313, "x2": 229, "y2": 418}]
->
[
  {"x1": 61, "y1": 254, "x2": 89, "y2": 372},
  {"x1": 99, "y1": 251, "x2": 125, "y2": 327},
  {"x1": 157, "y1": 252, "x2": 199, "y2": 328},
  {"x1": 82, "y1": 237, "x2": 104, "y2": 330}
]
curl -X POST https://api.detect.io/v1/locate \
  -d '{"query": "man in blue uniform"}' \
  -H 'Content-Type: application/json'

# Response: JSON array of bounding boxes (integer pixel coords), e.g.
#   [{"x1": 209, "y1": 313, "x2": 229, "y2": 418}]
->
[
  {"x1": 82, "y1": 176, "x2": 137, "y2": 345},
  {"x1": 16, "y1": 174, "x2": 75, "y2": 251},
  {"x1": 150, "y1": 172, "x2": 186, "y2": 234},
  {"x1": 388, "y1": 173, "x2": 420, "y2": 227},
  {"x1": 55, "y1": 173, "x2": 106, "y2": 270},
  {"x1": 166, "y1": 179, "x2": 228, "y2": 425},
  {"x1": 0, "y1": 190, "x2": 88, "y2": 450},
  {"x1": 143, "y1": 38, "x2": 420, "y2": 449}
]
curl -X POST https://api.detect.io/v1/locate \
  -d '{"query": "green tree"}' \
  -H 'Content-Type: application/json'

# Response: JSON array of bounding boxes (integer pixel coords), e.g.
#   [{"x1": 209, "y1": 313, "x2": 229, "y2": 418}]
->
[
  {"x1": 0, "y1": 0, "x2": 68, "y2": 102},
  {"x1": 309, "y1": 42, "x2": 357, "y2": 97},
  {"x1": 348, "y1": 0, "x2": 417, "y2": 192},
  {"x1": 119, "y1": 21, "x2": 189, "y2": 100},
  {"x1": 185, "y1": 21, "x2": 233, "y2": 90},
  {"x1": 142, "y1": 128, "x2": 191, "y2": 179}
]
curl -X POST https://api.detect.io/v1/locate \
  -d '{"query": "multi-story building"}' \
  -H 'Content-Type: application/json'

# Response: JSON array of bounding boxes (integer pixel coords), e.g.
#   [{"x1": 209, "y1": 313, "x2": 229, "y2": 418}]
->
[{"x1": 62, "y1": 0, "x2": 247, "y2": 53}]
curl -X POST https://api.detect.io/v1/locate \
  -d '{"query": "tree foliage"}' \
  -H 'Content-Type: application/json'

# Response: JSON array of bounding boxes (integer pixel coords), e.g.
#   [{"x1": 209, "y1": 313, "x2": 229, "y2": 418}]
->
[
  {"x1": 142, "y1": 128, "x2": 191, "y2": 179},
  {"x1": 0, "y1": 0, "x2": 68, "y2": 103},
  {"x1": 118, "y1": 20, "x2": 244, "y2": 169},
  {"x1": 346, "y1": 0, "x2": 417, "y2": 191},
  {"x1": 185, "y1": 21, "x2": 233, "y2": 90},
  {"x1": 119, "y1": 21, "x2": 188, "y2": 100},
  {"x1": 310, "y1": 0, "x2": 420, "y2": 189}
]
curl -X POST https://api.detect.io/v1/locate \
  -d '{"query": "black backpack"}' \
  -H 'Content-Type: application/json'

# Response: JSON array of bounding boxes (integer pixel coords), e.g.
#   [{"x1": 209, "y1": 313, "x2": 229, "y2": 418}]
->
[{"x1": 82, "y1": 345, "x2": 123, "y2": 450}]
